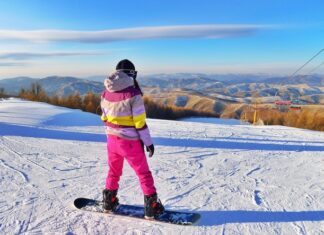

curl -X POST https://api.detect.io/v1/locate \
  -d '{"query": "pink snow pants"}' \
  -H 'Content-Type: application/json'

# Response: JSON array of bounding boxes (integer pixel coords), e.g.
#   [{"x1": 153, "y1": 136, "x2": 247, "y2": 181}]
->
[{"x1": 105, "y1": 135, "x2": 156, "y2": 195}]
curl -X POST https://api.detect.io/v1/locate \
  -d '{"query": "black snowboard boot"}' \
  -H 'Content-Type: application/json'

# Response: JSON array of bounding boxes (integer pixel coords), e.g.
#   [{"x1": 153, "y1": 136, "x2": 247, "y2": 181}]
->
[
  {"x1": 144, "y1": 193, "x2": 165, "y2": 219},
  {"x1": 102, "y1": 189, "x2": 119, "y2": 212}
]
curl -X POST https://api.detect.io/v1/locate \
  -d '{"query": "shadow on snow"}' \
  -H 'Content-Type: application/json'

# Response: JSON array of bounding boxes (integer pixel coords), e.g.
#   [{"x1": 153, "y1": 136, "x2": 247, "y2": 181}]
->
[
  {"x1": 1, "y1": 123, "x2": 324, "y2": 151},
  {"x1": 0, "y1": 122, "x2": 106, "y2": 143},
  {"x1": 42, "y1": 112, "x2": 103, "y2": 127},
  {"x1": 197, "y1": 210, "x2": 324, "y2": 226},
  {"x1": 153, "y1": 137, "x2": 324, "y2": 152}
]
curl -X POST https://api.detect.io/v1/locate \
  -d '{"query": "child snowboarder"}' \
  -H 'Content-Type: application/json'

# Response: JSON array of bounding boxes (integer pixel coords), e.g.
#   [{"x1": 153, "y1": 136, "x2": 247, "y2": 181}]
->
[{"x1": 100, "y1": 59, "x2": 164, "y2": 219}]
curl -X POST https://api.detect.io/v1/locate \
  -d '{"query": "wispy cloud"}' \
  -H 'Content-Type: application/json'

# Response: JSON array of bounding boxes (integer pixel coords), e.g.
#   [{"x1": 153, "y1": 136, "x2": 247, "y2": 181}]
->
[
  {"x1": 0, "y1": 62, "x2": 26, "y2": 66},
  {"x1": 0, "y1": 24, "x2": 274, "y2": 43},
  {"x1": 0, "y1": 51, "x2": 106, "y2": 60}
]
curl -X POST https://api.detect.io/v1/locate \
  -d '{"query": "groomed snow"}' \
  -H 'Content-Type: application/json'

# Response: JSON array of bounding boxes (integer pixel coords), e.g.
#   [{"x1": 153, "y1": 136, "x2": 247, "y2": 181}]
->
[{"x1": 0, "y1": 98, "x2": 323, "y2": 234}]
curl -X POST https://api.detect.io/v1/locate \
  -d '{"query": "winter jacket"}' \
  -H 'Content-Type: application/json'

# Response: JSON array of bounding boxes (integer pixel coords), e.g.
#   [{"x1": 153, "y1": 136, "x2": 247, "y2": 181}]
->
[{"x1": 100, "y1": 71, "x2": 153, "y2": 146}]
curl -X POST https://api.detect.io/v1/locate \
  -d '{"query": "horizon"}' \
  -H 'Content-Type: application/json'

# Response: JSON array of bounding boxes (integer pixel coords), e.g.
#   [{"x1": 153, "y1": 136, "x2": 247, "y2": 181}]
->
[
  {"x1": 2, "y1": 72, "x2": 324, "y2": 82},
  {"x1": 0, "y1": 1, "x2": 324, "y2": 77}
]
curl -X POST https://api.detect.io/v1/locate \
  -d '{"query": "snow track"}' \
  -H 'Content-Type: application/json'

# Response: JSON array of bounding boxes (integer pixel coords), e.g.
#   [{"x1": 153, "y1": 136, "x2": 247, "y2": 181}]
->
[{"x1": 0, "y1": 99, "x2": 324, "y2": 234}]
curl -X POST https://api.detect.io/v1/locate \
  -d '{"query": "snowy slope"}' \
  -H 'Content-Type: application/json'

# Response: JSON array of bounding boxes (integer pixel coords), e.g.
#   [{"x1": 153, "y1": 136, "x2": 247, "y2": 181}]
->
[{"x1": 0, "y1": 98, "x2": 323, "y2": 235}]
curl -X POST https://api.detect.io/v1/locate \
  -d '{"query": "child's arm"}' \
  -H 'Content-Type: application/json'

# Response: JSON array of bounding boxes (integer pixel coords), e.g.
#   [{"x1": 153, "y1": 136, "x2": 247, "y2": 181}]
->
[{"x1": 131, "y1": 95, "x2": 153, "y2": 148}]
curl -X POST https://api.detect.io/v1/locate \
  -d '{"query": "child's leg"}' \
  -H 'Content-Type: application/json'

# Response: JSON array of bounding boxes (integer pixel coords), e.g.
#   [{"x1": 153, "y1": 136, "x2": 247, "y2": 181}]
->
[
  {"x1": 122, "y1": 139, "x2": 156, "y2": 195},
  {"x1": 106, "y1": 136, "x2": 124, "y2": 190}
]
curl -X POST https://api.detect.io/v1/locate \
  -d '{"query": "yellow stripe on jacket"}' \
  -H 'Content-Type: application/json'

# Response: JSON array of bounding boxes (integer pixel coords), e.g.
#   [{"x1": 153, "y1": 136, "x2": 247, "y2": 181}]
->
[{"x1": 102, "y1": 113, "x2": 146, "y2": 128}]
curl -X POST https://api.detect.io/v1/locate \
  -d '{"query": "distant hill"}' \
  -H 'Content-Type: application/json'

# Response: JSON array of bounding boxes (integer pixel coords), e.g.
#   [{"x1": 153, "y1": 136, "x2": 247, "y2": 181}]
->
[
  {"x1": 140, "y1": 73, "x2": 324, "y2": 105},
  {"x1": 0, "y1": 77, "x2": 37, "y2": 94},
  {"x1": 139, "y1": 73, "x2": 324, "y2": 88},
  {"x1": 84, "y1": 75, "x2": 106, "y2": 83},
  {"x1": 38, "y1": 76, "x2": 103, "y2": 96},
  {"x1": 1, "y1": 73, "x2": 324, "y2": 104},
  {"x1": 0, "y1": 76, "x2": 104, "y2": 96},
  {"x1": 263, "y1": 74, "x2": 324, "y2": 86}
]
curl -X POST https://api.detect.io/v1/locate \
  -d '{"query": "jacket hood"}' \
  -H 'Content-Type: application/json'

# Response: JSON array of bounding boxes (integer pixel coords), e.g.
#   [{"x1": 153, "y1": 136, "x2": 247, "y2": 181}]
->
[{"x1": 104, "y1": 70, "x2": 134, "y2": 92}]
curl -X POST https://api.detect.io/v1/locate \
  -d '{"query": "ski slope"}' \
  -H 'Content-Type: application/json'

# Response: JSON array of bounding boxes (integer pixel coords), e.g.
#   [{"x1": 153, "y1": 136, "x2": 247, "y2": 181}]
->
[{"x1": 0, "y1": 98, "x2": 323, "y2": 234}]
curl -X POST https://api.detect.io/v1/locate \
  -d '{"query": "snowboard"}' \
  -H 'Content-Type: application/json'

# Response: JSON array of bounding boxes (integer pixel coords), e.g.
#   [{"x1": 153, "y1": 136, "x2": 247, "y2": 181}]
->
[{"x1": 73, "y1": 197, "x2": 201, "y2": 225}]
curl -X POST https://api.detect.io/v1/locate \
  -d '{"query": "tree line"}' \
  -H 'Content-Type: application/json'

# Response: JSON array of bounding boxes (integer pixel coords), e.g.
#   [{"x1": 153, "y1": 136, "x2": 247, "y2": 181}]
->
[
  {"x1": 243, "y1": 107, "x2": 324, "y2": 131},
  {"x1": 4, "y1": 83, "x2": 218, "y2": 120},
  {"x1": 18, "y1": 83, "x2": 101, "y2": 114},
  {"x1": 0, "y1": 87, "x2": 8, "y2": 98}
]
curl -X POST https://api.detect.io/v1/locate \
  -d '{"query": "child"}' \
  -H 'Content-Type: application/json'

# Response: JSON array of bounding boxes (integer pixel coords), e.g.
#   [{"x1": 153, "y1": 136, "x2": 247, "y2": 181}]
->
[{"x1": 100, "y1": 59, "x2": 164, "y2": 219}]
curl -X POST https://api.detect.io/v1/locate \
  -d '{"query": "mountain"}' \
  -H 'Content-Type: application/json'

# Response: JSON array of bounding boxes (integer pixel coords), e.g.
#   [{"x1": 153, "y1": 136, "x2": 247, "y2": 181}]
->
[
  {"x1": 1, "y1": 73, "x2": 324, "y2": 104},
  {"x1": 139, "y1": 73, "x2": 272, "y2": 85},
  {"x1": 0, "y1": 76, "x2": 104, "y2": 96},
  {"x1": 139, "y1": 73, "x2": 324, "y2": 89},
  {"x1": 38, "y1": 76, "x2": 103, "y2": 96},
  {"x1": 139, "y1": 73, "x2": 224, "y2": 91},
  {"x1": 139, "y1": 74, "x2": 324, "y2": 104},
  {"x1": 84, "y1": 75, "x2": 106, "y2": 83},
  {"x1": 0, "y1": 77, "x2": 37, "y2": 93},
  {"x1": 263, "y1": 74, "x2": 324, "y2": 86},
  {"x1": 1, "y1": 98, "x2": 323, "y2": 234}
]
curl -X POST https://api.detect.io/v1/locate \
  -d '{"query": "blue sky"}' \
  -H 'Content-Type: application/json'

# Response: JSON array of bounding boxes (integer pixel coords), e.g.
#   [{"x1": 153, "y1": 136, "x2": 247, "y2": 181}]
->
[{"x1": 0, "y1": 0, "x2": 323, "y2": 78}]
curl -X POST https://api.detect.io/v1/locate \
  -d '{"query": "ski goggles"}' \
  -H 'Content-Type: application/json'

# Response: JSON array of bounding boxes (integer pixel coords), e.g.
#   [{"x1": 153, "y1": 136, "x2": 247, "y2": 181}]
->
[{"x1": 117, "y1": 69, "x2": 137, "y2": 75}]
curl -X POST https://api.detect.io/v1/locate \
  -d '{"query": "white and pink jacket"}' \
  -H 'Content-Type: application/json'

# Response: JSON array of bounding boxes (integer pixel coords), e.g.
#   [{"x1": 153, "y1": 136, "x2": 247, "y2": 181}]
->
[{"x1": 100, "y1": 71, "x2": 153, "y2": 146}]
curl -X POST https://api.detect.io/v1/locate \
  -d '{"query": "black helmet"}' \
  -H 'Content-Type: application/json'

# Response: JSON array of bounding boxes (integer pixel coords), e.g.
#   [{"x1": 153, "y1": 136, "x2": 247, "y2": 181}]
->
[
  {"x1": 116, "y1": 59, "x2": 137, "y2": 78},
  {"x1": 116, "y1": 59, "x2": 142, "y2": 94}
]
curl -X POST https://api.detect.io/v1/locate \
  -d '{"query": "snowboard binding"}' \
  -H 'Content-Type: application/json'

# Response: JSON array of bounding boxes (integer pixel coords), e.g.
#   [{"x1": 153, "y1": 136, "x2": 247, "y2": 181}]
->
[
  {"x1": 102, "y1": 189, "x2": 119, "y2": 212},
  {"x1": 144, "y1": 193, "x2": 165, "y2": 219}
]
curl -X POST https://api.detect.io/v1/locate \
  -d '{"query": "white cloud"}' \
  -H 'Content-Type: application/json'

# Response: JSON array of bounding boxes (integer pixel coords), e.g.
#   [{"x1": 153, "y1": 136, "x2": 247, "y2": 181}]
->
[
  {"x1": 0, "y1": 51, "x2": 107, "y2": 60},
  {"x1": 0, "y1": 62, "x2": 26, "y2": 66},
  {"x1": 0, "y1": 24, "x2": 274, "y2": 43}
]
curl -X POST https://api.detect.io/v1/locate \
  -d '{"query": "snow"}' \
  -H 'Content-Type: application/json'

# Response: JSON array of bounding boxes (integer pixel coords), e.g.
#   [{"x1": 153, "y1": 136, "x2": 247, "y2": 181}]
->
[
  {"x1": 0, "y1": 98, "x2": 324, "y2": 234},
  {"x1": 180, "y1": 117, "x2": 244, "y2": 125}
]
